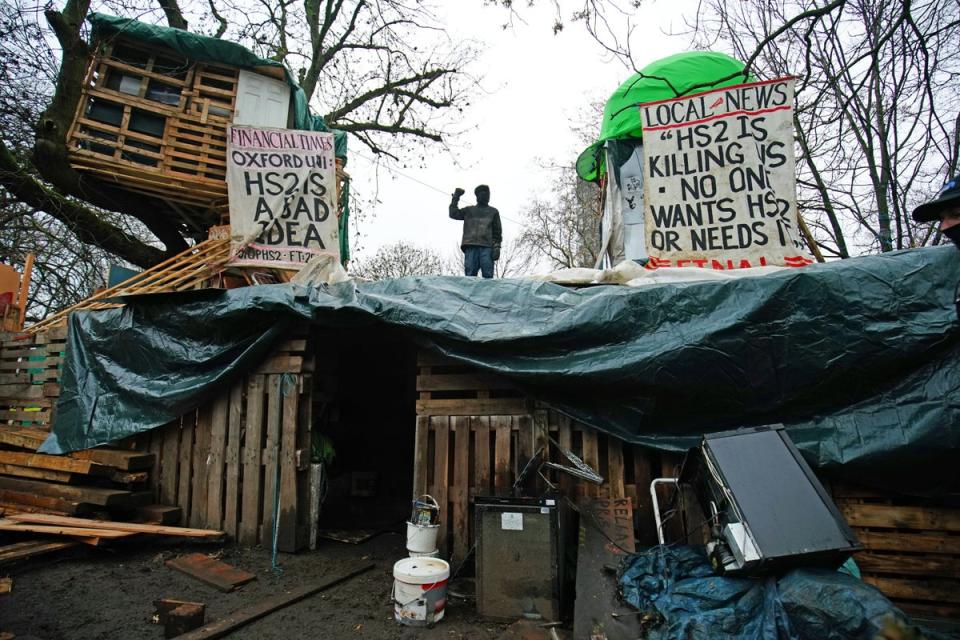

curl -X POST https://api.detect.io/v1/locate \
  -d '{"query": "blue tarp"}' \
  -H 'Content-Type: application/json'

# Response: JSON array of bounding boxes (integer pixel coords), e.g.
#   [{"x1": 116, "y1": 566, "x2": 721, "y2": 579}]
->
[{"x1": 617, "y1": 546, "x2": 927, "y2": 640}]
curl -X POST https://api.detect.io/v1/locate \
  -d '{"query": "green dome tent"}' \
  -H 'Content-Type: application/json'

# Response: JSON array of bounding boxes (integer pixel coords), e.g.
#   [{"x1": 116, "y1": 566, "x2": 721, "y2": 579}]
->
[{"x1": 576, "y1": 51, "x2": 750, "y2": 182}]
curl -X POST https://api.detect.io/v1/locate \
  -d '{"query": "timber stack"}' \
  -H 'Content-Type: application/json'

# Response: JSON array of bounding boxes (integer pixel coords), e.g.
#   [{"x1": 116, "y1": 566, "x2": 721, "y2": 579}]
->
[{"x1": 0, "y1": 328, "x2": 222, "y2": 564}]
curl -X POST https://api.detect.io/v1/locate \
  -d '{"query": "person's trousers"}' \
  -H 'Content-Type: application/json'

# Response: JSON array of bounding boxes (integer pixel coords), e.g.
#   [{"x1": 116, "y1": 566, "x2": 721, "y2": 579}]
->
[{"x1": 463, "y1": 245, "x2": 494, "y2": 278}]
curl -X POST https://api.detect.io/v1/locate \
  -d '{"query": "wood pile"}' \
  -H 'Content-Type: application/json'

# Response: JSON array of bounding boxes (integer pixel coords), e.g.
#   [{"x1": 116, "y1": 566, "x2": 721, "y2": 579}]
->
[{"x1": 0, "y1": 424, "x2": 223, "y2": 564}]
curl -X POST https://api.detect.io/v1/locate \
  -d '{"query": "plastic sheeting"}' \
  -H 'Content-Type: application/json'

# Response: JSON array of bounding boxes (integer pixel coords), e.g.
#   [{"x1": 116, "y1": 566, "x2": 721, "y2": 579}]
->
[
  {"x1": 576, "y1": 52, "x2": 750, "y2": 181},
  {"x1": 617, "y1": 546, "x2": 918, "y2": 640},
  {"x1": 40, "y1": 248, "x2": 960, "y2": 494}
]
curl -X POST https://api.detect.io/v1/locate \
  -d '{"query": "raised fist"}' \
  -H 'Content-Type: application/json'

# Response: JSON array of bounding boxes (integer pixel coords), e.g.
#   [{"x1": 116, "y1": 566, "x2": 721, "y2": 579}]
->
[{"x1": 452, "y1": 187, "x2": 465, "y2": 198}]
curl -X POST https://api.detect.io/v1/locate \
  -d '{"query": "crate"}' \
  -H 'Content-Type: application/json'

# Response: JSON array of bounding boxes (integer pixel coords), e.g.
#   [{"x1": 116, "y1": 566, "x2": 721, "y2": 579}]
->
[{"x1": 833, "y1": 484, "x2": 960, "y2": 620}]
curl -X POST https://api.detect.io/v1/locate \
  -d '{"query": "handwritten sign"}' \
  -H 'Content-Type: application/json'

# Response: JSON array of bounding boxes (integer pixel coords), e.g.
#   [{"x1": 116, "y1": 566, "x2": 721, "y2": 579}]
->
[
  {"x1": 640, "y1": 78, "x2": 813, "y2": 269},
  {"x1": 226, "y1": 125, "x2": 338, "y2": 269}
]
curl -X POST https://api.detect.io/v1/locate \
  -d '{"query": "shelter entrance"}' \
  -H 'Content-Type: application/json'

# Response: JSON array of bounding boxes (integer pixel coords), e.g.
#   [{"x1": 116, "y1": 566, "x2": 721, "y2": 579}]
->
[{"x1": 314, "y1": 325, "x2": 418, "y2": 535}]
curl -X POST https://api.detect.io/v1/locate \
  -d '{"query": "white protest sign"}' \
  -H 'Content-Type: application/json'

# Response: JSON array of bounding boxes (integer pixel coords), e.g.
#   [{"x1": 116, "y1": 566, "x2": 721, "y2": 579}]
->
[
  {"x1": 226, "y1": 125, "x2": 338, "y2": 269},
  {"x1": 640, "y1": 78, "x2": 813, "y2": 269}
]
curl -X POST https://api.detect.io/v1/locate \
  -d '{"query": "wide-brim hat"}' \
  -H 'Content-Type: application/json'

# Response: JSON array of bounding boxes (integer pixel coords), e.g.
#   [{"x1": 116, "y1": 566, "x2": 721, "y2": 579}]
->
[{"x1": 912, "y1": 174, "x2": 960, "y2": 222}]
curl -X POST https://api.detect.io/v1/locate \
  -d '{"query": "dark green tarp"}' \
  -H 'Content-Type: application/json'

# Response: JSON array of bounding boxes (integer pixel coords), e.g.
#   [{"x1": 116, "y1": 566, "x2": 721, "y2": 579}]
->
[
  {"x1": 40, "y1": 248, "x2": 960, "y2": 494},
  {"x1": 88, "y1": 13, "x2": 348, "y2": 160}
]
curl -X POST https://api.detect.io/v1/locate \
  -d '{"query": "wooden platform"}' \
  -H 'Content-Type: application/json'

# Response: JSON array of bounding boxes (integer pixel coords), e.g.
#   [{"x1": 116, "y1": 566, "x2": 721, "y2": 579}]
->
[{"x1": 66, "y1": 39, "x2": 236, "y2": 218}]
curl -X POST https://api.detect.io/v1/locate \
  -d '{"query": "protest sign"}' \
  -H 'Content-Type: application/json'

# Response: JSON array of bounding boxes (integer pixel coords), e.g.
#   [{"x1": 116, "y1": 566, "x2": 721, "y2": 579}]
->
[
  {"x1": 640, "y1": 77, "x2": 813, "y2": 269},
  {"x1": 226, "y1": 125, "x2": 338, "y2": 269}
]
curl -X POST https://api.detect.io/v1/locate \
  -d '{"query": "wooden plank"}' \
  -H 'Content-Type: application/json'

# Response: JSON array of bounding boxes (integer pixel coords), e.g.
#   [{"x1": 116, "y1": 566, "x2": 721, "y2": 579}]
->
[
  {"x1": 412, "y1": 416, "x2": 429, "y2": 497},
  {"x1": 239, "y1": 375, "x2": 264, "y2": 545},
  {"x1": 159, "y1": 421, "x2": 180, "y2": 506},
  {"x1": 0, "y1": 450, "x2": 108, "y2": 475},
  {"x1": 865, "y1": 575, "x2": 960, "y2": 604},
  {"x1": 0, "y1": 489, "x2": 89, "y2": 516},
  {"x1": 190, "y1": 406, "x2": 212, "y2": 528},
  {"x1": 607, "y1": 437, "x2": 625, "y2": 499},
  {"x1": 473, "y1": 416, "x2": 490, "y2": 497},
  {"x1": 277, "y1": 380, "x2": 300, "y2": 553},
  {"x1": 431, "y1": 416, "x2": 450, "y2": 556},
  {"x1": 581, "y1": 427, "x2": 600, "y2": 499},
  {"x1": 840, "y1": 503, "x2": 960, "y2": 532},
  {"x1": 0, "y1": 463, "x2": 76, "y2": 484},
  {"x1": 70, "y1": 448, "x2": 156, "y2": 471},
  {"x1": 516, "y1": 415, "x2": 534, "y2": 483},
  {"x1": 556, "y1": 413, "x2": 573, "y2": 494},
  {"x1": 0, "y1": 476, "x2": 151, "y2": 507},
  {"x1": 0, "y1": 518, "x2": 137, "y2": 539},
  {"x1": 175, "y1": 563, "x2": 374, "y2": 640},
  {"x1": 135, "y1": 504, "x2": 182, "y2": 525},
  {"x1": 7, "y1": 514, "x2": 223, "y2": 538},
  {"x1": 632, "y1": 446, "x2": 657, "y2": 547},
  {"x1": 223, "y1": 382, "x2": 243, "y2": 539},
  {"x1": 451, "y1": 416, "x2": 471, "y2": 565},
  {"x1": 855, "y1": 552, "x2": 960, "y2": 578},
  {"x1": 205, "y1": 392, "x2": 229, "y2": 530},
  {"x1": 416, "y1": 374, "x2": 516, "y2": 392},
  {"x1": 416, "y1": 398, "x2": 529, "y2": 416},
  {"x1": 493, "y1": 415, "x2": 511, "y2": 495},
  {"x1": 573, "y1": 498, "x2": 639, "y2": 640},
  {"x1": 0, "y1": 540, "x2": 78, "y2": 565},
  {"x1": 177, "y1": 412, "x2": 195, "y2": 523},
  {"x1": 166, "y1": 553, "x2": 256, "y2": 592},
  {"x1": 854, "y1": 530, "x2": 960, "y2": 555},
  {"x1": 261, "y1": 375, "x2": 282, "y2": 547}
]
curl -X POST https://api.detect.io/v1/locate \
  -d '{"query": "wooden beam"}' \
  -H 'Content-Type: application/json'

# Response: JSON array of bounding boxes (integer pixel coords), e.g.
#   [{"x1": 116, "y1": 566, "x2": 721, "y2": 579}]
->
[
  {"x1": 7, "y1": 514, "x2": 223, "y2": 538},
  {"x1": 175, "y1": 563, "x2": 375, "y2": 640},
  {"x1": 0, "y1": 476, "x2": 152, "y2": 508}
]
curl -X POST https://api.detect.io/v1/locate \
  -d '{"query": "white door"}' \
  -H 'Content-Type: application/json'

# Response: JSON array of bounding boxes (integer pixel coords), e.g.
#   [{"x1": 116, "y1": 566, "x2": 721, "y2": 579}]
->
[{"x1": 234, "y1": 69, "x2": 291, "y2": 128}]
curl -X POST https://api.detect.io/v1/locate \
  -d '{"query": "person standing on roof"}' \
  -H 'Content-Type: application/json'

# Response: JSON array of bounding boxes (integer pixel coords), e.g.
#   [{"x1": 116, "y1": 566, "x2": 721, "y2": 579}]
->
[
  {"x1": 449, "y1": 185, "x2": 502, "y2": 278},
  {"x1": 913, "y1": 173, "x2": 960, "y2": 318}
]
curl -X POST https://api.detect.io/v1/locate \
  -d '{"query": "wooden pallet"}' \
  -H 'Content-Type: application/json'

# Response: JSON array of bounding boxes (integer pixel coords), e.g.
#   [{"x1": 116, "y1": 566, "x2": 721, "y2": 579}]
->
[
  {"x1": 66, "y1": 38, "x2": 237, "y2": 220},
  {"x1": 135, "y1": 335, "x2": 315, "y2": 551},
  {"x1": 833, "y1": 484, "x2": 960, "y2": 620},
  {"x1": 27, "y1": 237, "x2": 230, "y2": 334},
  {"x1": 414, "y1": 350, "x2": 679, "y2": 566},
  {"x1": 0, "y1": 327, "x2": 66, "y2": 428}
]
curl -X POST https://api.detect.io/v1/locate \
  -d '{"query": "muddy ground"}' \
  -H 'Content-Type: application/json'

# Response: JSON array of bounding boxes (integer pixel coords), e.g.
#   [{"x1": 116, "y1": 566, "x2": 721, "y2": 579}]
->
[{"x1": 0, "y1": 530, "x2": 512, "y2": 640}]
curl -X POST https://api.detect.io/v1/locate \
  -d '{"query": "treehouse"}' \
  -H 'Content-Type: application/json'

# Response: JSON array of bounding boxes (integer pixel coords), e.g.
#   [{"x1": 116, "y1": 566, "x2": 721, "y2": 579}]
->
[{"x1": 65, "y1": 13, "x2": 348, "y2": 240}]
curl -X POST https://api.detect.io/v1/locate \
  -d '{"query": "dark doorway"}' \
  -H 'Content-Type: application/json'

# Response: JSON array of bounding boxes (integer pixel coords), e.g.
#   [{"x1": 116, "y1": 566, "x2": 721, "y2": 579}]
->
[{"x1": 314, "y1": 325, "x2": 418, "y2": 533}]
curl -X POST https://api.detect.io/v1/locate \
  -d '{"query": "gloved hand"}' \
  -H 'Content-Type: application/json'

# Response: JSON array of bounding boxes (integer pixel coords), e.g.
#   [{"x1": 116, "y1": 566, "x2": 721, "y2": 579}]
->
[
  {"x1": 452, "y1": 187, "x2": 465, "y2": 199},
  {"x1": 491, "y1": 246, "x2": 500, "y2": 261}
]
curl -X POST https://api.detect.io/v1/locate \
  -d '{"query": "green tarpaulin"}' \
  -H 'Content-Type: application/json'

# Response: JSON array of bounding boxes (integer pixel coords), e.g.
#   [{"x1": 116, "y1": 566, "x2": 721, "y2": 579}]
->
[
  {"x1": 577, "y1": 51, "x2": 750, "y2": 181},
  {"x1": 41, "y1": 248, "x2": 960, "y2": 495},
  {"x1": 88, "y1": 13, "x2": 348, "y2": 160}
]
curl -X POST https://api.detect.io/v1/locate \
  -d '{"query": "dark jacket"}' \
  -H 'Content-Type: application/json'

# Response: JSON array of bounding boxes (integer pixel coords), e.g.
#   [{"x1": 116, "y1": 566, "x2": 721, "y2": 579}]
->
[{"x1": 449, "y1": 200, "x2": 503, "y2": 249}]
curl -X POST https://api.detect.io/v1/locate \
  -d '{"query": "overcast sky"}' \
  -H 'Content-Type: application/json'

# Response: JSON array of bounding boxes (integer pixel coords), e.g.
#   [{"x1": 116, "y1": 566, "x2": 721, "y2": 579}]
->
[{"x1": 346, "y1": 0, "x2": 698, "y2": 266}]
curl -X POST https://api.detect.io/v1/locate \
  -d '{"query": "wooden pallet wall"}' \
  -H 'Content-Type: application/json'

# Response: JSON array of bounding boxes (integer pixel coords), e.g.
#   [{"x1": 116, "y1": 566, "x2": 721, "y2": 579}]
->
[
  {"x1": 833, "y1": 484, "x2": 960, "y2": 620},
  {"x1": 414, "y1": 351, "x2": 674, "y2": 567},
  {"x1": 0, "y1": 328, "x2": 66, "y2": 430},
  {"x1": 137, "y1": 336, "x2": 315, "y2": 551}
]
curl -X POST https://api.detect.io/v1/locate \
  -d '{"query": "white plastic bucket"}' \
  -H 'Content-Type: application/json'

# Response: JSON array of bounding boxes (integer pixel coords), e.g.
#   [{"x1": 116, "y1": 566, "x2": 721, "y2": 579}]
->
[
  {"x1": 408, "y1": 549, "x2": 440, "y2": 558},
  {"x1": 393, "y1": 557, "x2": 450, "y2": 627},
  {"x1": 406, "y1": 521, "x2": 440, "y2": 553}
]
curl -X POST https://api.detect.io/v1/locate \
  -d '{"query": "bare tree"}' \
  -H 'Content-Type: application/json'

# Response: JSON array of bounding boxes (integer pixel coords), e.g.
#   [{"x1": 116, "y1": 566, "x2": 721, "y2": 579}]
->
[
  {"x1": 443, "y1": 237, "x2": 539, "y2": 278},
  {"x1": 518, "y1": 164, "x2": 602, "y2": 270},
  {"x1": 0, "y1": 0, "x2": 479, "y2": 278},
  {"x1": 350, "y1": 240, "x2": 444, "y2": 280},
  {"x1": 686, "y1": 0, "x2": 960, "y2": 256}
]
